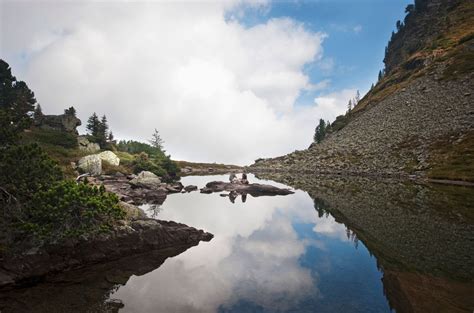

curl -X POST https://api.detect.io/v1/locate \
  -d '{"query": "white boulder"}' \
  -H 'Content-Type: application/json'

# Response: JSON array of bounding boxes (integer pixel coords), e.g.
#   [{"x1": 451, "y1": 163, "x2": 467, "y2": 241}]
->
[
  {"x1": 129, "y1": 171, "x2": 161, "y2": 189},
  {"x1": 99, "y1": 151, "x2": 120, "y2": 166},
  {"x1": 78, "y1": 154, "x2": 102, "y2": 175}
]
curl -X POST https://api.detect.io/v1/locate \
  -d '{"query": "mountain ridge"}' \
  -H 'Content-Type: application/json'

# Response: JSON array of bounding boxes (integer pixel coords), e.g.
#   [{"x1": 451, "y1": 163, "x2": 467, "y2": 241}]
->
[{"x1": 250, "y1": 0, "x2": 474, "y2": 182}]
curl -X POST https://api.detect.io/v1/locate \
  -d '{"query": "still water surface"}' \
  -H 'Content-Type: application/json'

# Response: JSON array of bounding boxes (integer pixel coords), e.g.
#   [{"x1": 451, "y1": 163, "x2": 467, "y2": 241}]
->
[
  {"x1": 1, "y1": 174, "x2": 473, "y2": 312},
  {"x1": 119, "y1": 174, "x2": 391, "y2": 312}
]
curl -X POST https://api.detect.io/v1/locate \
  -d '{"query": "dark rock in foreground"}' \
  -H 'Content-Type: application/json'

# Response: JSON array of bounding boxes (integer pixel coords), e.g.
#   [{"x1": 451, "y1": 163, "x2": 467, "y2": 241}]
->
[
  {"x1": 0, "y1": 218, "x2": 213, "y2": 289},
  {"x1": 200, "y1": 181, "x2": 294, "y2": 197}
]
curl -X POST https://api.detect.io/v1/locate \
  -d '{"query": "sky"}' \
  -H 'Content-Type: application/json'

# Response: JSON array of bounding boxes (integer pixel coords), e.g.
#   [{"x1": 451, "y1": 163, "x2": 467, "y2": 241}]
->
[{"x1": 0, "y1": 0, "x2": 411, "y2": 165}]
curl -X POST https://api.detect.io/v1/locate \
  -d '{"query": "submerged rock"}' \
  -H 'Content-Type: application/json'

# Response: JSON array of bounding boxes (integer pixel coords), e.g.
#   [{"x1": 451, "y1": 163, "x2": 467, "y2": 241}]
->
[{"x1": 184, "y1": 185, "x2": 198, "y2": 192}]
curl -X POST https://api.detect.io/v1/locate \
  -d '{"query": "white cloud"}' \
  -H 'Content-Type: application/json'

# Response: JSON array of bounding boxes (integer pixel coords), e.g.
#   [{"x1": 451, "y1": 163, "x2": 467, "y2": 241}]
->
[
  {"x1": 313, "y1": 88, "x2": 357, "y2": 121},
  {"x1": 353, "y1": 24, "x2": 363, "y2": 33},
  {"x1": 2, "y1": 0, "x2": 329, "y2": 164}
]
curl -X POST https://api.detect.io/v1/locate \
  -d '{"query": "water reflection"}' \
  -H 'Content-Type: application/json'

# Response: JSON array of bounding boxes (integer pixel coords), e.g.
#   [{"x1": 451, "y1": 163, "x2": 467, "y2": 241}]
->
[
  {"x1": 0, "y1": 246, "x2": 198, "y2": 313},
  {"x1": 1, "y1": 174, "x2": 473, "y2": 313},
  {"x1": 115, "y1": 174, "x2": 391, "y2": 312}
]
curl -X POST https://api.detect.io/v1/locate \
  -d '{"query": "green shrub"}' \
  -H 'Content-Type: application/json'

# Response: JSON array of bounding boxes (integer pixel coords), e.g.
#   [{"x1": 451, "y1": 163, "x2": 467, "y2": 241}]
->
[
  {"x1": 102, "y1": 161, "x2": 132, "y2": 175},
  {"x1": 25, "y1": 128, "x2": 78, "y2": 149},
  {"x1": 0, "y1": 144, "x2": 63, "y2": 202},
  {"x1": 158, "y1": 155, "x2": 179, "y2": 179},
  {"x1": 131, "y1": 152, "x2": 166, "y2": 177},
  {"x1": 19, "y1": 181, "x2": 123, "y2": 241},
  {"x1": 0, "y1": 144, "x2": 124, "y2": 248},
  {"x1": 117, "y1": 140, "x2": 165, "y2": 157}
]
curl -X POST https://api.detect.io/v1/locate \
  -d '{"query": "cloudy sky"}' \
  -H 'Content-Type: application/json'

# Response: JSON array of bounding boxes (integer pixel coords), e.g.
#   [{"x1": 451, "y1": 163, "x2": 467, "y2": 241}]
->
[{"x1": 1, "y1": 0, "x2": 410, "y2": 165}]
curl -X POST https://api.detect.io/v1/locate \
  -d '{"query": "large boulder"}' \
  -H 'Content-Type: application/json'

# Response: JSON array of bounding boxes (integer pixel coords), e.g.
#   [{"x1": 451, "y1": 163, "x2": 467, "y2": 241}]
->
[
  {"x1": 77, "y1": 136, "x2": 100, "y2": 153},
  {"x1": 99, "y1": 151, "x2": 120, "y2": 166},
  {"x1": 129, "y1": 171, "x2": 161, "y2": 189},
  {"x1": 35, "y1": 113, "x2": 81, "y2": 134},
  {"x1": 200, "y1": 181, "x2": 294, "y2": 197},
  {"x1": 78, "y1": 154, "x2": 102, "y2": 175}
]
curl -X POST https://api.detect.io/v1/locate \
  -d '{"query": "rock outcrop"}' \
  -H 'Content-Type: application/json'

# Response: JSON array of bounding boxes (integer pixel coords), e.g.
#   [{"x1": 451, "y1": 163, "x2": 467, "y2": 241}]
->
[
  {"x1": 34, "y1": 113, "x2": 81, "y2": 134},
  {"x1": 129, "y1": 171, "x2": 162, "y2": 189},
  {"x1": 77, "y1": 136, "x2": 100, "y2": 153},
  {"x1": 0, "y1": 217, "x2": 213, "y2": 289},
  {"x1": 90, "y1": 174, "x2": 184, "y2": 205},
  {"x1": 249, "y1": 0, "x2": 474, "y2": 180}
]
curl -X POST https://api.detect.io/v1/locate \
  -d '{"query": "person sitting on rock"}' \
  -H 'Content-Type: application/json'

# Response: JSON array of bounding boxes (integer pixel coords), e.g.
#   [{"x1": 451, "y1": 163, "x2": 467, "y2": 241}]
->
[
  {"x1": 230, "y1": 173, "x2": 241, "y2": 184},
  {"x1": 241, "y1": 173, "x2": 249, "y2": 184}
]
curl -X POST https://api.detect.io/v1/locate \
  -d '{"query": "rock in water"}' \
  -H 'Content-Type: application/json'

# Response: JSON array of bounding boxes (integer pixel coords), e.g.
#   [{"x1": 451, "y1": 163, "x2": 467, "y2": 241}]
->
[
  {"x1": 99, "y1": 151, "x2": 120, "y2": 166},
  {"x1": 184, "y1": 185, "x2": 198, "y2": 192},
  {"x1": 78, "y1": 154, "x2": 102, "y2": 175},
  {"x1": 129, "y1": 171, "x2": 162, "y2": 189},
  {"x1": 200, "y1": 181, "x2": 294, "y2": 197}
]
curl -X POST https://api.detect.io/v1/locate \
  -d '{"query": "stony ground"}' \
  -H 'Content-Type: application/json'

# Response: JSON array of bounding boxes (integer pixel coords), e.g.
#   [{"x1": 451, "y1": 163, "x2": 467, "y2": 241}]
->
[{"x1": 250, "y1": 69, "x2": 473, "y2": 178}]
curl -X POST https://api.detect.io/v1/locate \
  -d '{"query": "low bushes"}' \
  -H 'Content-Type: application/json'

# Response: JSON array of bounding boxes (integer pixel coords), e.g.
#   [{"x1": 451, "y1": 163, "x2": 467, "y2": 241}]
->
[{"x1": 0, "y1": 144, "x2": 123, "y2": 249}]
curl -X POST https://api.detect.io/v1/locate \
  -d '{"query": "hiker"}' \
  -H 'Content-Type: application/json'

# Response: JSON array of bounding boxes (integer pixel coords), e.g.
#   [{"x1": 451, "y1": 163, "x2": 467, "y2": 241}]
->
[{"x1": 241, "y1": 173, "x2": 249, "y2": 184}]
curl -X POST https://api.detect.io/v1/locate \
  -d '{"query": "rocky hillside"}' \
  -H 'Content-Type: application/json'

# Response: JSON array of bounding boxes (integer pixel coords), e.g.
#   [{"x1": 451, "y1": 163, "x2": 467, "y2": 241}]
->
[{"x1": 250, "y1": 0, "x2": 474, "y2": 181}]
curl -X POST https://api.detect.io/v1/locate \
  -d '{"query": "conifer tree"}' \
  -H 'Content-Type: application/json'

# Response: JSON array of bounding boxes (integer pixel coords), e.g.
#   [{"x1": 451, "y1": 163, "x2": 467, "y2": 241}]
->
[
  {"x1": 314, "y1": 119, "x2": 327, "y2": 144},
  {"x1": 97, "y1": 115, "x2": 109, "y2": 147},
  {"x1": 34, "y1": 104, "x2": 43, "y2": 120},
  {"x1": 149, "y1": 128, "x2": 165, "y2": 152},
  {"x1": 64, "y1": 106, "x2": 76, "y2": 117},
  {"x1": 86, "y1": 112, "x2": 100, "y2": 137},
  {"x1": 0, "y1": 59, "x2": 36, "y2": 146}
]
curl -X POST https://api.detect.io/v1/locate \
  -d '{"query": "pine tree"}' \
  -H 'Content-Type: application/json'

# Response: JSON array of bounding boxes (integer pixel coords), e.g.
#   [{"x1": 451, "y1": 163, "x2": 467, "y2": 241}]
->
[
  {"x1": 108, "y1": 131, "x2": 114, "y2": 141},
  {"x1": 396, "y1": 20, "x2": 402, "y2": 31},
  {"x1": 97, "y1": 115, "x2": 109, "y2": 147},
  {"x1": 149, "y1": 128, "x2": 165, "y2": 151},
  {"x1": 405, "y1": 4, "x2": 415, "y2": 14},
  {"x1": 34, "y1": 104, "x2": 43, "y2": 120},
  {"x1": 347, "y1": 99, "x2": 352, "y2": 113},
  {"x1": 314, "y1": 119, "x2": 327, "y2": 144},
  {"x1": 86, "y1": 113, "x2": 100, "y2": 137},
  {"x1": 355, "y1": 90, "x2": 360, "y2": 105},
  {"x1": 0, "y1": 59, "x2": 36, "y2": 146},
  {"x1": 378, "y1": 70, "x2": 383, "y2": 82},
  {"x1": 64, "y1": 106, "x2": 76, "y2": 117}
]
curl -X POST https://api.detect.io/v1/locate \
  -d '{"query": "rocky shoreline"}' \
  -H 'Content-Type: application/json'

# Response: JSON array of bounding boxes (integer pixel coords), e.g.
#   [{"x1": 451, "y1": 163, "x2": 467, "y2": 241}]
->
[
  {"x1": 0, "y1": 170, "x2": 215, "y2": 290},
  {"x1": 0, "y1": 170, "x2": 299, "y2": 290}
]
